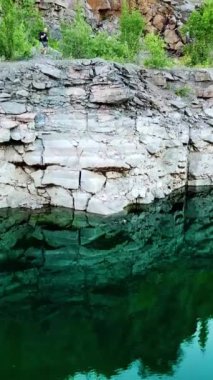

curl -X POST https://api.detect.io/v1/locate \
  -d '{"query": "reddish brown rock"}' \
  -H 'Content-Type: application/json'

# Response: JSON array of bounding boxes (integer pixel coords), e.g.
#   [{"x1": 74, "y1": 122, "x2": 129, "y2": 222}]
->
[
  {"x1": 152, "y1": 14, "x2": 166, "y2": 31},
  {"x1": 87, "y1": 0, "x2": 111, "y2": 11}
]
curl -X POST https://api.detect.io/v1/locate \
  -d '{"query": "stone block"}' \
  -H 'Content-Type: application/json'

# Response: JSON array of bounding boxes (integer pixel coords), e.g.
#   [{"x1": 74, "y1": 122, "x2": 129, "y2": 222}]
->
[
  {"x1": 81, "y1": 170, "x2": 106, "y2": 193},
  {"x1": 42, "y1": 166, "x2": 80, "y2": 189},
  {"x1": 90, "y1": 84, "x2": 133, "y2": 104},
  {"x1": 0, "y1": 102, "x2": 26, "y2": 115}
]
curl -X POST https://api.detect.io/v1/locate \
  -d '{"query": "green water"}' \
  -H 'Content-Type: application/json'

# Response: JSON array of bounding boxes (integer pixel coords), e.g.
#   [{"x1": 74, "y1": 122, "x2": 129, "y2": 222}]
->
[{"x1": 0, "y1": 189, "x2": 213, "y2": 380}]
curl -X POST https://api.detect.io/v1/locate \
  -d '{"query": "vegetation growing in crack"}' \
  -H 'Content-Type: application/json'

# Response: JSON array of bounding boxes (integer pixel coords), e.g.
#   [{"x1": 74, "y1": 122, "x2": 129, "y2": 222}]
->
[{"x1": 175, "y1": 86, "x2": 191, "y2": 97}]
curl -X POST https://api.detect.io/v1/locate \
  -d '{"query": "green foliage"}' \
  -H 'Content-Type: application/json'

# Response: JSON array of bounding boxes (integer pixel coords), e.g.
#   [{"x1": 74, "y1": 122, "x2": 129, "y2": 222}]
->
[
  {"x1": 175, "y1": 85, "x2": 191, "y2": 97},
  {"x1": 0, "y1": 0, "x2": 43, "y2": 60},
  {"x1": 144, "y1": 33, "x2": 171, "y2": 68},
  {"x1": 18, "y1": 0, "x2": 44, "y2": 46},
  {"x1": 89, "y1": 32, "x2": 130, "y2": 62},
  {"x1": 60, "y1": 5, "x2": 144, "y2": 62},
  {"x1": 120, "y1": 0, "x2": 145, "y2": 58},
  {"x1": 61, "y1": 8, "x2": 93, "y2": 59},
  {"x1": 0, "y1": 0, "x2": 31, "y2": 59},
  {"x1": 183, "y1": 0, "x2": 213, "y2": 65}
]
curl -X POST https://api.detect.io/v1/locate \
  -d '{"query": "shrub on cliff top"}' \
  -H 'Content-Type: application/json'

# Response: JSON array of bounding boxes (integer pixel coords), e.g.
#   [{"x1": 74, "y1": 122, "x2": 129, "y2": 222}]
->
[
  {"x1": 0, "y1": 0, "x2": 43, "y2": 60},
  {"x1": 60, "y1": 5, "x2": 144, "y2": 62},
  {"x1": 120, "y1": 0, "x2": 145, "y2": 58},
  {"x1": 183, "y1": 0, "x2": 213, "y2": 65},
  {"x1": 144, "y1": 33, "x2": 172, "y2": 68}
]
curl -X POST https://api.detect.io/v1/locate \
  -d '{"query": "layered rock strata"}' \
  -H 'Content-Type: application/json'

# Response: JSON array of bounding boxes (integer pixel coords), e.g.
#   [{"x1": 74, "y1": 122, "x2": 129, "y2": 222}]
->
[{"x1": 0, "y1": 59, "x2": 212, "y2": 215}]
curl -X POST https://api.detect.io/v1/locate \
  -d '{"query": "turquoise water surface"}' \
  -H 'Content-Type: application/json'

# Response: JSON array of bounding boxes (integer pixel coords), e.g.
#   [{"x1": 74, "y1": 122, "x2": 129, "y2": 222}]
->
[{"x1": 0, "y1": 189, "x2": 212, "y2": 379}]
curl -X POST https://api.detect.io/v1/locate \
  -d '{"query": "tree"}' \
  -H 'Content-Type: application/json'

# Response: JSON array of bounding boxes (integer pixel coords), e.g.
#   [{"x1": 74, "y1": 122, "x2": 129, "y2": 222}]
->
[
  {"x1": 183, "y1": 0, "x2": 213, "y2": 65},
  {"x1": 0, "y1": 0, "x2": 43, "y2": 60}
]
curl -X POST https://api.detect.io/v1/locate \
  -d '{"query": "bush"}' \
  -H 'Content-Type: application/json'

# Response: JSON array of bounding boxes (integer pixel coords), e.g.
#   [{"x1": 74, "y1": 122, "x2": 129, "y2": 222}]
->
[
  {"x1": 89, "y1": 32, "x2": 130, "y2": 62},
  {"x1": 120, "y1": 0, "x2": 145, "y2": 58},
  {"x1": 61, "y1": 8, "x2": 93, "y2": 59},
  {"x1": 144, "y1": 33, "x2": 171, "y2": 68},
  {"x1": 60, "y1": 5, "x2": 144, "y2": 62},
  {"x1": 183, "y1": 0, "x2": 213, "y2": 65},
  {"x1": 0, "y1": 0, "x2": 43, "y2": 60},
  {"x1": 175, "y1": 86, "x2": 191, "y2": 97},
  {"x1": 17, "y1": 0, "x2": 44, "y2": 46}
]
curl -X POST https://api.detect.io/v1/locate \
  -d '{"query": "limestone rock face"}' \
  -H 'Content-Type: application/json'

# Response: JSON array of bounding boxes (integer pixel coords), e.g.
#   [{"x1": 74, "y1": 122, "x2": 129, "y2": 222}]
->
[{"x1": 0, "y1": 60, "x2": 212, "y2": 215}]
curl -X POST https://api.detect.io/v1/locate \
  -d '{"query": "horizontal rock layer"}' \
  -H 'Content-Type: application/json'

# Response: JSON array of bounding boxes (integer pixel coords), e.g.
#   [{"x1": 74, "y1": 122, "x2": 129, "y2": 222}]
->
[{"x1": 0, "y1": 59, "x2": 212, "y2": 215}]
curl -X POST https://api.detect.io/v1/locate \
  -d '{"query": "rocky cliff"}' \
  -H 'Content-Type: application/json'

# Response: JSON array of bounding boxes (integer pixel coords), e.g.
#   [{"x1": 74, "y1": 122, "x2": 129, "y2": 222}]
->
[
  {"x1": 36, "y1": 0, "x2": 203, "y2": 51},
  {"x1": 0, "y1": 59, "x2": 212, "y2": 215}
]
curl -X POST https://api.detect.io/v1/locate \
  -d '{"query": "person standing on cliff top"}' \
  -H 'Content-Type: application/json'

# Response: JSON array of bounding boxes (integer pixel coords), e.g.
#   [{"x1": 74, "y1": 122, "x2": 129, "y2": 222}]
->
[{"x1": 39, "y1": 28, "x2": 48, "y2": 55}]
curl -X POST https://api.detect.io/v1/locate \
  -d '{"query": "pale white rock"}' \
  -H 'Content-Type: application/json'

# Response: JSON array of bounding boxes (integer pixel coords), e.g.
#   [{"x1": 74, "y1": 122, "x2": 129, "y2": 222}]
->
[
  {"x1": 0, "y1": 184, "x2": 13, "y2": 207},
  {"x1": 161, "y1": 147, "x2": 188, "y2": 176},
  {"x1": 0, "y1": 102, "x2": 26, "y2": 115},
  {"x1": 90, "y1": 84, "x2": 133, "y2": 104},
  {"x1": 33, "y1": 81, "x2": 46, "y2": 90},
  {"x1": 189, "y1": 153, "x2": 213, "y2": 182},
  {"x1": 37, "y1": 64, "x2": 62, "y2": 79},
  {"x1": 16, "y1": 113, "x2": 36, "y2": 123},
  {"x1": 79, "y1": 152, "x2": 129, "y2": 171},
  {"x1": 43, "y1": 135, "x2": 79, "y2": 167},
  {"x1": 44, "y1": 112, "x2": 87, "y2": 132},
  {"x1": 10, "y1": 124, "x2": 36, "y2": 143},
  {"x1": 47, "y1": 187, "x2": 73, "y2": 208},
  {"x1": 204, "y1": 108, "x2": 213, "y2": 118},
  {"x1": 188, "y1": 178, "x2": 212, "y2": 186},
  {"x1": 190, "y1": 124, "x2": 213, "y2": 149},
  {"x1": 72, "y1": 190, "x2": 90, "y2": 211},
  {"x1": 48, "y1": 87, "x2": 66, "y2": 96},
  {"x1": 23, "y1": 139, "x2": 43, "y2": 165},
  {"x1": 0, "y1": 118, "x2": 18, "y2": 129},
  {"x1": 0, "y1": 162, "x2": 29, "y2": 187},
  {"x1": 30, "y1": 169, "x2": 44, "y2": 188},
  {"x1": 81, "y1": 170, "x2": 106, "y2": 193},
  {"x1": 0, "y1": 148, "x2": 4, "y2": 160},
  {"x1": 66, "y1": 87, "x2": 86, "y2": 99},
  {"x1": 106, "y1": 171, "x2": 123, "y2": 179},
  {"x1": 16, "y1": 89, "x2": 29, "y2": 97},
  {"x1": 0, "y1": 128, "x2": 10, "y2": 143},
  {"x1": 7, "y1": 187, "x2": 46, "y2": 209},
  {"x1": 197, "y1": 85, "x2": 213, "y2": 98},
  {"x1": 4, "y1": 146, "x2": 23, "y2": 163},
  {"x1": 87, "y1": 197, "x2": 129, "y2": 216},
  {"x1": 42, "y1": 166, "x2": 79, "y2": 189},
  {"x1": 195, "y1": 70, "x2": 213, "y2": 82}
]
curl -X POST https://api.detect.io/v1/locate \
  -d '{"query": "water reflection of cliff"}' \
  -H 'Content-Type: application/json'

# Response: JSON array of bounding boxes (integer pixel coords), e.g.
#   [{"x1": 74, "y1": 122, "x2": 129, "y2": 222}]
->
[{"x1": 0, "y1": 188, "x2": 212, "y2": 379}]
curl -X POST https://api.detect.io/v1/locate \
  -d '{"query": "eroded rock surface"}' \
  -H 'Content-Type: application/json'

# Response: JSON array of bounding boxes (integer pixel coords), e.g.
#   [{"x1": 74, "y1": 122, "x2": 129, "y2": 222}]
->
[{"x1": 0, "y1": 60, "x2": 212, "y2": 214}]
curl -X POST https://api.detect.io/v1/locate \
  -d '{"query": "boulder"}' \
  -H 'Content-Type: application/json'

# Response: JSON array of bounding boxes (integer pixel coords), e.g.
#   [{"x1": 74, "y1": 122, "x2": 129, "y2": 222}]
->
[
  {"x1": 47, "y1": 187, "x2": 74, "y2": 208},
  {"x1": 90, "y1": 85, "x2": 133, "y2": 104},
  {"x1": 42, "y1": 166, "x2": 80, "y2": 189},
  {"x1": 0, "y1": 102, "x2": 26, "y2": 115},
  {"x1": 81, "y1": 170, "x2": 106, "y2": 193}
]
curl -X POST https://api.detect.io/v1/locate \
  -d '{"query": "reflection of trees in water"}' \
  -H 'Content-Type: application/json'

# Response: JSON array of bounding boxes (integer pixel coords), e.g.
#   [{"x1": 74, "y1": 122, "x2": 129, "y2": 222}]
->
[
  {"x1": 198, "y1": 318, "x2": 209, "y2": 352},
  {"x1": 0, "y1": 188, "x2": 212, "y2": 379},
  {"x1": 0, "y1": 265, "x2": 213, "y2": 380}
]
